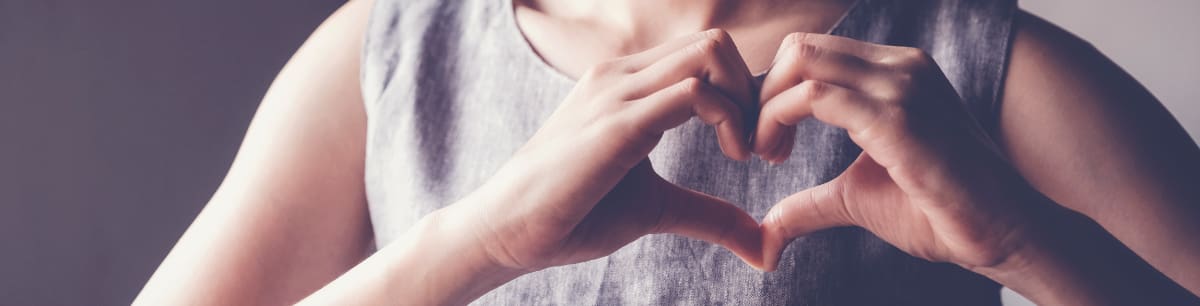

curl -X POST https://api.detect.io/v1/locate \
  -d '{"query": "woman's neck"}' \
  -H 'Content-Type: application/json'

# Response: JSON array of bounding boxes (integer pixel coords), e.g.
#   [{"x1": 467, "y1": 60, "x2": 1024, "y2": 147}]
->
[
  {"x1": 514, "y1": 0, "x2": 856, "y2": 78},
  {"x1": 525, "y1": 0, "x2": 852, "y2": 45}
]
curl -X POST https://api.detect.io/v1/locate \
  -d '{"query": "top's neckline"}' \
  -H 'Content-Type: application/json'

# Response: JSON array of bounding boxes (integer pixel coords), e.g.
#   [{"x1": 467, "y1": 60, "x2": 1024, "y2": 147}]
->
[{"x1": 501, "y1": 0, "x2": 866, "y2": 83}]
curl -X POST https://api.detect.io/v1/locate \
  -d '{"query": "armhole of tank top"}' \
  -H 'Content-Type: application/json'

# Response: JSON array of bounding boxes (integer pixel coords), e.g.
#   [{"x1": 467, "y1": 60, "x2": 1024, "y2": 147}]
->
[
  {"x1": 358, "y1": 0, "x2": 393, "y2": 253},
  {"x1": 987, "y1": 0, "x2": 1021, "y2": 133},
  {"x1": 359, "y1": 0, "x2": 410, "y2": 117}
]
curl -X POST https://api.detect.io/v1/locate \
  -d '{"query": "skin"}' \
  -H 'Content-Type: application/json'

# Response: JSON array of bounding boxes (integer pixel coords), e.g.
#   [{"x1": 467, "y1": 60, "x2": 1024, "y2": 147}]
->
[{"x1": 135, "y1": 0, "x2": 1200, "y2": 305}]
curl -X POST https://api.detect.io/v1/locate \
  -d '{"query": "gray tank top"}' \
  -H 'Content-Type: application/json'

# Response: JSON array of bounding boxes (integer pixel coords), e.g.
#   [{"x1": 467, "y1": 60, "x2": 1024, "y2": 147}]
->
[{"x1": 361, "y1": 0, "x2": 1017, "y2": 304}]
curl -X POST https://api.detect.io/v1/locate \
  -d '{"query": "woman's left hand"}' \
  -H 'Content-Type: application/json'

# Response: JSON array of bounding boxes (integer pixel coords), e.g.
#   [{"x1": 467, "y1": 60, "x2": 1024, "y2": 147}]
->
[{"x1": 754, "y1": 33, "x2": 1048, "y2": 273}]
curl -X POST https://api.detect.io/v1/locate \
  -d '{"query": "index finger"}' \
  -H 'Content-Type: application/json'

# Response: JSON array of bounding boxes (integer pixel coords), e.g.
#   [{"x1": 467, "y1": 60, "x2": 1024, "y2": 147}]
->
[
  {"x1": 622, "y1": 29, "x2": 738, "y2": 71},
  {"x1": 760, "y1": 33, "x2": 879, "y2": 105},
  {"x1": 623, "y1": 30, "x2": 757, "y2": 115}
]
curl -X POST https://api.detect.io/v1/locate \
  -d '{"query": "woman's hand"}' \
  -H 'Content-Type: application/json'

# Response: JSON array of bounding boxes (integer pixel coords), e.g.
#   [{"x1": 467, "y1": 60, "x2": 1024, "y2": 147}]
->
[
  {"x1": 447, "y1": 29, "x2": 766, "y2": 277},
  {"x1": 754, "y1": 33, "x2": 1046, "y2": 273}
]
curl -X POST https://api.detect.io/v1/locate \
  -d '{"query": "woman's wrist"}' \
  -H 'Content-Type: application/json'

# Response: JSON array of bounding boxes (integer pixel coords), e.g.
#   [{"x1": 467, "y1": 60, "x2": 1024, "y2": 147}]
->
[
  {"x1": 967, "y1": 183, "x2": 1128, "y2": 305},
  {"x1": 397, "y1": 205, "x2": 528, "y2": 304},
  {"x1": 296, "y1": 204, "x2": 526, "y2": 305},
  {"x1": 972, "y1": 227, "x2": 1099, "y2": 305},
  {"x1": 967, "y1": 191, "x2": 1193, "y2": 305}
]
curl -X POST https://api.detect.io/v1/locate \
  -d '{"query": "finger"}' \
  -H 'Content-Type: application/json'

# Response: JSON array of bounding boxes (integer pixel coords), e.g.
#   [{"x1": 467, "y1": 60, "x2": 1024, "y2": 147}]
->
[
  {"x1": 760, "y1": 179, "x2": 853, "y2": 271},
  {"x1": 774, "y1": 32, "x2": 886, "y2": 61},
  {"x1": 651, "y1": 178, "x2": 765, "y2": 270},
  {"x1": 760, "y1": 33, "x2": 881, "y2": 104},
  {"x1": 753, "y1": 80, "x2": 883, "y2": 162},
  {"x1": 632, "y1": 77, "x2": 750, "y2": 160},
  {"x1": 624, "y1": 30, "x2": 756, "y2": 109},
  {"x1": 622, "y1": 29, "x2": 728, "y2": 70},
  {"x1": 764, "y1": 126, "x2": 796, "y2": 165}
]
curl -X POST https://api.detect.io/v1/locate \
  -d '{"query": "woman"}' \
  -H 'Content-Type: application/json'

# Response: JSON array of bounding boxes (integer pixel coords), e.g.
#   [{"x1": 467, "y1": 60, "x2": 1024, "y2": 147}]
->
[{"x1": 135, "y1": 0, "x2": 1200, "y2": 304}]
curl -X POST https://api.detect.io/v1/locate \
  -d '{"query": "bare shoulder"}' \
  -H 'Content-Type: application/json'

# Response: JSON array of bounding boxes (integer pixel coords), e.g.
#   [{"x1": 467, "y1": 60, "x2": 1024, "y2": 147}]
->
[
  {"x1": 135, "y1": 1, "x2": 380, "y2": 305},
  {"x1": 999, "y1": 9, "x2": 1200, "y2": 212},
  {"x1": 999, "y1": 8, "x2": 1200, "y2": 226}
]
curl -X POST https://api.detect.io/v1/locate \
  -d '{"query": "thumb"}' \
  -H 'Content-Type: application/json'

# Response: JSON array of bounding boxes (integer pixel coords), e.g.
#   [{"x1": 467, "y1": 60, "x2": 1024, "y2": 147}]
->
[
  {"x1": 650, "y1": 178, "x2": 766, "y2": 270},
  {"x1": 761, "y1": 179, "x2": 854, "y2": 271}
]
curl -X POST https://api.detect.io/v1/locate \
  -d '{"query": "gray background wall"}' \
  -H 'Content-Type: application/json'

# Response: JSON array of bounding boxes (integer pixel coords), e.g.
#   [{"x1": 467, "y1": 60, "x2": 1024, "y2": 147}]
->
[
  {"x1": 1023, "y1": 0, "x2": 1200, "y2": 145},
  {"x1": 0, "y1": 1, "x2": 345, "y2": 305},
  {"x1": 0, "y1": 0, "x2": 1195, "y2": 305}
]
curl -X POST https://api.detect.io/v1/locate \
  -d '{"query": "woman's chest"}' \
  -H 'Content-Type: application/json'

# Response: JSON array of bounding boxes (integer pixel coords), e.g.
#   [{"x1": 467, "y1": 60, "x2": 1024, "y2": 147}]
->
[{"x1": 363, "y1": 53, "x2": 859, "y2": 244}]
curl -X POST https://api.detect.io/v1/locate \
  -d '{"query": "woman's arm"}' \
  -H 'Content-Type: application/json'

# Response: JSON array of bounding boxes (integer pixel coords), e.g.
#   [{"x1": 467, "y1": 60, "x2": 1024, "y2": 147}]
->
[
  {"x1": 134, "y1": 1, "x2": 376, "y2": 304},
  {"x1": 999, "y1": 11, "x2": 1200, "y2": 296}
]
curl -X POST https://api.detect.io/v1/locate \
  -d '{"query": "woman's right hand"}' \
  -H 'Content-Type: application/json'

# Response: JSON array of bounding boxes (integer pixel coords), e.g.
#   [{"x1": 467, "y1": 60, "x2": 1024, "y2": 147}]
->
[{"x1": 442, "y1": 29, "x2": 766, "y2": 275}]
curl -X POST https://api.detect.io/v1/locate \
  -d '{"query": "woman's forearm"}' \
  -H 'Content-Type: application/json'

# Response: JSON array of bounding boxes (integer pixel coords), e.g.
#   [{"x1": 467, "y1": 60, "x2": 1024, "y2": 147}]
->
[
  {"x1": 1084, "y1": 184, "x2": 1200, "y2": 296},
  {"x1": 973, "y1": 195, "x2": 1198, "y2": 305},
  {"x1": 297, "y1": 206, "x2": 523, "y2": 305}
]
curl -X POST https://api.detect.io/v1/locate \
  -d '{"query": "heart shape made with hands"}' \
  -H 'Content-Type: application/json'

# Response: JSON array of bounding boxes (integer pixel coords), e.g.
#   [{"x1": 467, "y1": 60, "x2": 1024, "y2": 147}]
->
[{"x1": 506, "y1": 28, "x2": 1023, "y2": 277}]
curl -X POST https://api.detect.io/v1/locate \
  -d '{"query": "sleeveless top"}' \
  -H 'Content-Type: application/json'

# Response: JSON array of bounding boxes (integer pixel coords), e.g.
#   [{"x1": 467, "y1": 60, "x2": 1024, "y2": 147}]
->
[{"x1": 361, "y1": 0, "x2": 1017, "y2": 304}]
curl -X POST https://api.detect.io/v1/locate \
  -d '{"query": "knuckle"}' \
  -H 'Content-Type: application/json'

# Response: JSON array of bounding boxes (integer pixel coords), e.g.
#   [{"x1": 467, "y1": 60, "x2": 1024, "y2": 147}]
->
[
  {"x1": 609, "y1": 57, "x2": 639, "y2": 74},
  {"x1": 675, "y1": 77, "x2": 707, "y2": 96},
  {"x1": 875, "y1": 89, "x2": 903, "y2": 105},
  {"x1": 580, "y1": 59, "x2": 634, "y2": 89},
  {"x1": 708, "y1": 105, "x2": 736, "y2": 126},
  {"x1": 789, "y1": 40, "x2": 823, "y2": 60},
  {"x1": 707, "y1": 28, "x2": 733, "y2": 40},
  {"x1": 699, "y1": 28, "x2": 733, "y2": 44},
  {"x1": 785, "y1": 32, "x2": 817, "y2": 46},
  {"x1": 690, "y1": 36, "x2": 723, "y2": 58},
  {"x1": 797, "y1": 80, "x2": 829, "y2": 101},
  {"x1": 874, "y1": 85, "x2": 905, "y2": 104},
  {"x1": 589, "y1": 59, "x2": 623, "y2": 75},
  {"x1": 869, "y1": 101, "x2": 903, "y2": 124},
  {"x1": 869, "y1": 71, "x2": 914, "y2": 104},
  {"x1": 786, "y1": 32, "x2": 832, "y2": 55},
  {"x1": 892, "y1": 46, "x2": 933, "y2": 69},
  {"x1": 891, "y1": 71, "x2": 916, "y2": 91},
  {"x1": 898, "y1": 46, "x2": 928, "y2": 60}
]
